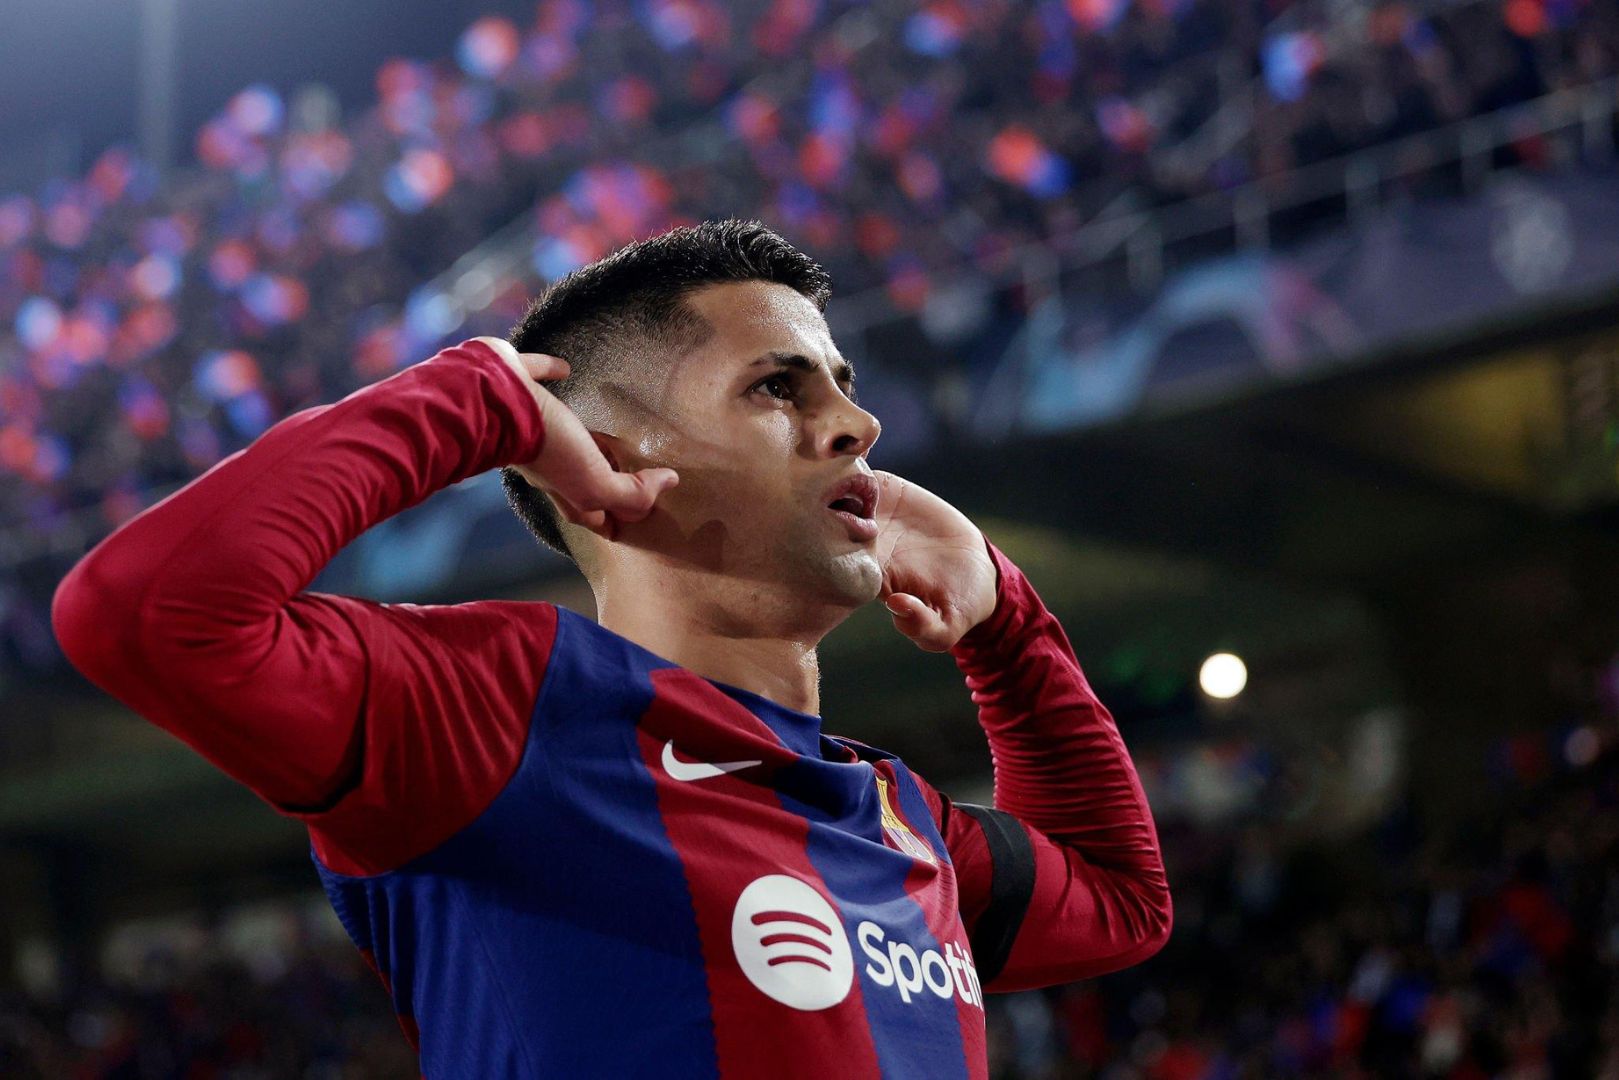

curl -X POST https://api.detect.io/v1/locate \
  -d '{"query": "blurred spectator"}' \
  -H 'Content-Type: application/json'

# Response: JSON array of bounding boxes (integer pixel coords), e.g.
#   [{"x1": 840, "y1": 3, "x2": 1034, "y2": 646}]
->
[
  {"x1": 4, "y1": 0, "x2": 1617, "y2": 683},
  {"x1": 3, "y1": 718, "x2": 1614, "y2": 1077},
  {"x1": 7, "y1": 3, "x2": 1619, "y2": 1074}
]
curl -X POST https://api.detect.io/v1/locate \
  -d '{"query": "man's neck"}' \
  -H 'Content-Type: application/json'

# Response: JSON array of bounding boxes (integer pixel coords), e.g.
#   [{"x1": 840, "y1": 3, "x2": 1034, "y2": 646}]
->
[{"x1": 594, "y1": 582, "x2": 831, "y2": 716}]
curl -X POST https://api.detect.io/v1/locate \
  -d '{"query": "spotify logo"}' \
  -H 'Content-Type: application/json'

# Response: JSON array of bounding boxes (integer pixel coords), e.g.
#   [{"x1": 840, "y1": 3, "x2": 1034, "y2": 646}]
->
[{"x1": 730, "y1": 874, "x2": 854, "y2": 1011}]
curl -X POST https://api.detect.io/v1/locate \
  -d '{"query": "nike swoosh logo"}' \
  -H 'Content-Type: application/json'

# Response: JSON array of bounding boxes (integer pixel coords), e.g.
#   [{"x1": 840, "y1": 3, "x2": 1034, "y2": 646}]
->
[{"x1": 662, "y1": 739, "x2": 762, "y2": 782}]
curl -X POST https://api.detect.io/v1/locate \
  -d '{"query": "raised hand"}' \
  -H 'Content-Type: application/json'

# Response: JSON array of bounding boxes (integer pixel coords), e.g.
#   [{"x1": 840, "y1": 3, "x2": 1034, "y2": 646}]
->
[
  {"x1": 474, "y1": 336, "x2": 679, "y2": 540},
  {"x1": 872, "y1": 471, "x2": 998, "y2": 652}
]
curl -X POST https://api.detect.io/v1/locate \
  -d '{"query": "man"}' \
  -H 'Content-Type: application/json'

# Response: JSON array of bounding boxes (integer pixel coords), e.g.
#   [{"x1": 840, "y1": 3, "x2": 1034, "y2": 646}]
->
[{"x1": 52, "y1": 219, "x2": 1170, "y2": 1078}]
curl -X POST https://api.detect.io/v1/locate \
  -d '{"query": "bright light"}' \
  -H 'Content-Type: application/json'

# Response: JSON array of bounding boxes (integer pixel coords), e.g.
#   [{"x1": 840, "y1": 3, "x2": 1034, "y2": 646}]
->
[{"x1": 1199, "y1": 652, "x2": 1247, "y2": 699}]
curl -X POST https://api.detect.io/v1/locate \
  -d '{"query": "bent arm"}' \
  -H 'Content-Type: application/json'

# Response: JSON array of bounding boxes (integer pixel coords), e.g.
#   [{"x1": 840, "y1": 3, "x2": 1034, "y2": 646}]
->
[
  {"x1": 932, "y1": 539, "x2": 1172, "y2": 991},
  {"x1": 51, "y1": 339, "x2": 549, "y2": 816}
]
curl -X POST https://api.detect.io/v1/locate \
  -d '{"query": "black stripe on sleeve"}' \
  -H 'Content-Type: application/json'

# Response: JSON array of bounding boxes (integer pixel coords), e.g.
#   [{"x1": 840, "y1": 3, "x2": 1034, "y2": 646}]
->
[{"x1": 954, "y1": 802, "x2": 1036, "y2": 988}]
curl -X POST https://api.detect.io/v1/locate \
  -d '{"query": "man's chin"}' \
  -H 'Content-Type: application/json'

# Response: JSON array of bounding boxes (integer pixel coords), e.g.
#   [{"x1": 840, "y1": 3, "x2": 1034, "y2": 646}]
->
[{"x1": 820, "y1": 548, "x2": 884, "y2": 607}]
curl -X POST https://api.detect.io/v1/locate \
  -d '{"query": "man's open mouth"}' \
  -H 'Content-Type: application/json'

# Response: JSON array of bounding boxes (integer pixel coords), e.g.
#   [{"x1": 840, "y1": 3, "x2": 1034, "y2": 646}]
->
[
  {"x1": 822, "y1": 474, "x2": 879, "y2": 542},
  {"x1": 823, "y1": 475, "x2": 877, "y2": 518}
]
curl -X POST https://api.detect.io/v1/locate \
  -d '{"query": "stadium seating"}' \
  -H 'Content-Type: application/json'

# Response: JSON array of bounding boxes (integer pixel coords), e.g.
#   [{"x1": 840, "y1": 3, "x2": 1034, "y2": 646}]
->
[
  {"x1": 3, "y1": 719, "x2": 1613, "y2": 1076},
  {"x1": 4, "y1": 0, "x2": 1612, "y2": 592}
]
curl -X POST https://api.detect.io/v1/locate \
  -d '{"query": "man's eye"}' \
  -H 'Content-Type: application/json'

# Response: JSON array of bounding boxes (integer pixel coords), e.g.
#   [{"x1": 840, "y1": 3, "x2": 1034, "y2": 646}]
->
[{"x1": 756, "y1": 375, "x2": 793, "y2": 401}]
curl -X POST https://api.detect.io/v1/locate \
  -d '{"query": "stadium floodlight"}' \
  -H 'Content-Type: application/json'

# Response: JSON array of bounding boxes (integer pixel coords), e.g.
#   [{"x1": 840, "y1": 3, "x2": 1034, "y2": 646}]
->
[{"x1": 1199, "y1": 652, "x2": 1247, "y2": 700}]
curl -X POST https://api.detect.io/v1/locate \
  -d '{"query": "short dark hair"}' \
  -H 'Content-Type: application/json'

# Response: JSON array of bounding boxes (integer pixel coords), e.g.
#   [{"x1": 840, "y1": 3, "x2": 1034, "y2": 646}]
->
[{"x1": 499, "y1": 218, "x2": 834, "y2": 563}]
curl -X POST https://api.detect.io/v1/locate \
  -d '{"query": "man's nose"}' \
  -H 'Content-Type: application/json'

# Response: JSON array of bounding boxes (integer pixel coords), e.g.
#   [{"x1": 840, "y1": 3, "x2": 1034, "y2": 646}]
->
[{"x1": 821, "y1": 399, "x2": 881, "y2": 458}]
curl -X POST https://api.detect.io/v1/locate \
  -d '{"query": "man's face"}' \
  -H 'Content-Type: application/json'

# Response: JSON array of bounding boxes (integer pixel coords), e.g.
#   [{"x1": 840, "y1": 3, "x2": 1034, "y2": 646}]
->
[{"x1": 606, "y1": 279, "x2": 884, "y2": 610}]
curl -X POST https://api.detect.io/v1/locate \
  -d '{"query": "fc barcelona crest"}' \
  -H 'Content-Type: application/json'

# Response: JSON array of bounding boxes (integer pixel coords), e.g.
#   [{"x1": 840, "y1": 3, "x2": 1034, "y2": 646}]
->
[{"x1": 874, "y1": 775, "x2": 937, "y2": 865}]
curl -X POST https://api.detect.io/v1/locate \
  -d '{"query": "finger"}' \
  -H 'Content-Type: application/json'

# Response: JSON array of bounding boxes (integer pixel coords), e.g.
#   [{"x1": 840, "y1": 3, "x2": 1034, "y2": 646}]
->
[
  {"x1": 883, "y1": 593, "x2": 954, "y2": 653},
  {"x1": 547, "y1": 461, "x2": 678, "y2": 542},
  {"x1": 594, "y1": 468, "x2": 680, "y2": 521},
  {"x1": 519, "y1": 353, "x2": 570, "y2": 382},
  {"x1": 557, "y1": 465, "x2": 678, "y2": 518},
  {"x1": 474, "y1": 336, "x2": 571, "y2": 383},
  {"x1": 547, "y1": 488, "x2": 607, "y2": 532}
]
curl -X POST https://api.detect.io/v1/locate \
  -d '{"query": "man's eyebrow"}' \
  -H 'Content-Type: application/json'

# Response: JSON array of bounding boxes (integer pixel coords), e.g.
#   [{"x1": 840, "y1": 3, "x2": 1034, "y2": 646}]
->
[{"x1": 747, "y1": 350, "x2": 856, "y2": 387}]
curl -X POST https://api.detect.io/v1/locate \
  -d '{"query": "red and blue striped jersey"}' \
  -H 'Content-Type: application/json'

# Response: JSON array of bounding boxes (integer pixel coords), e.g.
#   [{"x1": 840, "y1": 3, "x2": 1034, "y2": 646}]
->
[
  {"x1": 314, "y1": 606, "x2": 993, "y2": 1076},
  {"x1": 53, "y1": 339, "x2": 1173, "y2": 1078}
]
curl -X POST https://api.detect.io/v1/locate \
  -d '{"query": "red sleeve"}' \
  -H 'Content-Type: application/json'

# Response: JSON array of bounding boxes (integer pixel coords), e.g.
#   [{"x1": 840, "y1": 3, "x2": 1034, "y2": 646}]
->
[
  {"x1": 912, "y1": 538, "x2": 1172, "y2": 993},
  {"x1": 50, "y1": 338, "x2": 558, "y2": 876}
]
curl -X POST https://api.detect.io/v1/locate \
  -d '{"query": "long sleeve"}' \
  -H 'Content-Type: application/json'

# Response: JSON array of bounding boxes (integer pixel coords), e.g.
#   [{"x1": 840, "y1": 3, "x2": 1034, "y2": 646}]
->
[
  {"x1": 50, "y1": 338, "x2": 561, "y2": 875},
  {"x1": 913, "y1": 538, "x2": 1172, "y2": 992}
]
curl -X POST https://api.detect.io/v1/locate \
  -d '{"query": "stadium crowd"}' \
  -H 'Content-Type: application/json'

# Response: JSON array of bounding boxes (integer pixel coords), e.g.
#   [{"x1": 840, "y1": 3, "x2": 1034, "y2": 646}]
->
[
  {"x1": 7, "y1": 2, "x2": 1619, "y2": 1076},
  {"x1": 1, "y1": 714, "x2": 1614, "y2": 1078},
  {"x1": 4, "y1": 0, "x2": 1617, "y2": 679}
]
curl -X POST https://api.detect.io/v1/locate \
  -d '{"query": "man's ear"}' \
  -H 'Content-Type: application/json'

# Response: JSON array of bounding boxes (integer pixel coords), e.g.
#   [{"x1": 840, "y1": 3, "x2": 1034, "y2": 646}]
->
[
  {"x1": 589, "y1": 430, "x2": 622, "y2": 472},
  {"x1": 587, "y1": 430, "x2": 661, "y2": 476}
]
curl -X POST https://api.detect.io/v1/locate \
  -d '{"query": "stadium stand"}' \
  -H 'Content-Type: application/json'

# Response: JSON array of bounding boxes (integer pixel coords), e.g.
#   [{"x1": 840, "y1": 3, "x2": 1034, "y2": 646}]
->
[
  {"x1": 4, "y1": 0, "x2": 1616, "y2": 678},
  {"x1": 2, "y1": 716, "x2": 1614, "y2": 1077},
  {"x1": 7, "y1": 3, "x2": 1619, "y2": 1074}
]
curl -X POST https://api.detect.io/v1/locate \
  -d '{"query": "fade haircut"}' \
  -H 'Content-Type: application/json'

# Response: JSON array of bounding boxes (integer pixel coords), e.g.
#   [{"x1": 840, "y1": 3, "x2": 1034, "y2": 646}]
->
[{"x1": 499, "y1": 218, "x2": 834, "y2": 563}]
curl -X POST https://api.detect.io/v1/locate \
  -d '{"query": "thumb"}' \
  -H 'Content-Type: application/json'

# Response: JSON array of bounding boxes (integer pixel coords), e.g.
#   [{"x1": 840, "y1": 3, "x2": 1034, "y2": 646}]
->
[{"x1": 883, "y1": 593, "x2": 953, "y2": 653}]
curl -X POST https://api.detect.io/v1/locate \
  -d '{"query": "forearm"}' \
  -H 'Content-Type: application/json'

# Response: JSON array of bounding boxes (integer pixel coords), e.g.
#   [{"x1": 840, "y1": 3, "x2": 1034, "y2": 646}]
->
[
  {"x1": 950, "y1": 540, "x2": 1169, "y2": 910},
  {"x1": 50, "y1": 339, "x2": 546, "y2": 800}
]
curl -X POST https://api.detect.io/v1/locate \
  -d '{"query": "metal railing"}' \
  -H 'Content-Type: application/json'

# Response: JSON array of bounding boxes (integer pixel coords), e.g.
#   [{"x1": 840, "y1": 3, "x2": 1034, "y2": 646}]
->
[{"x1": 1154, "y1": 0, "x2": 1488, "y2": 194}]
